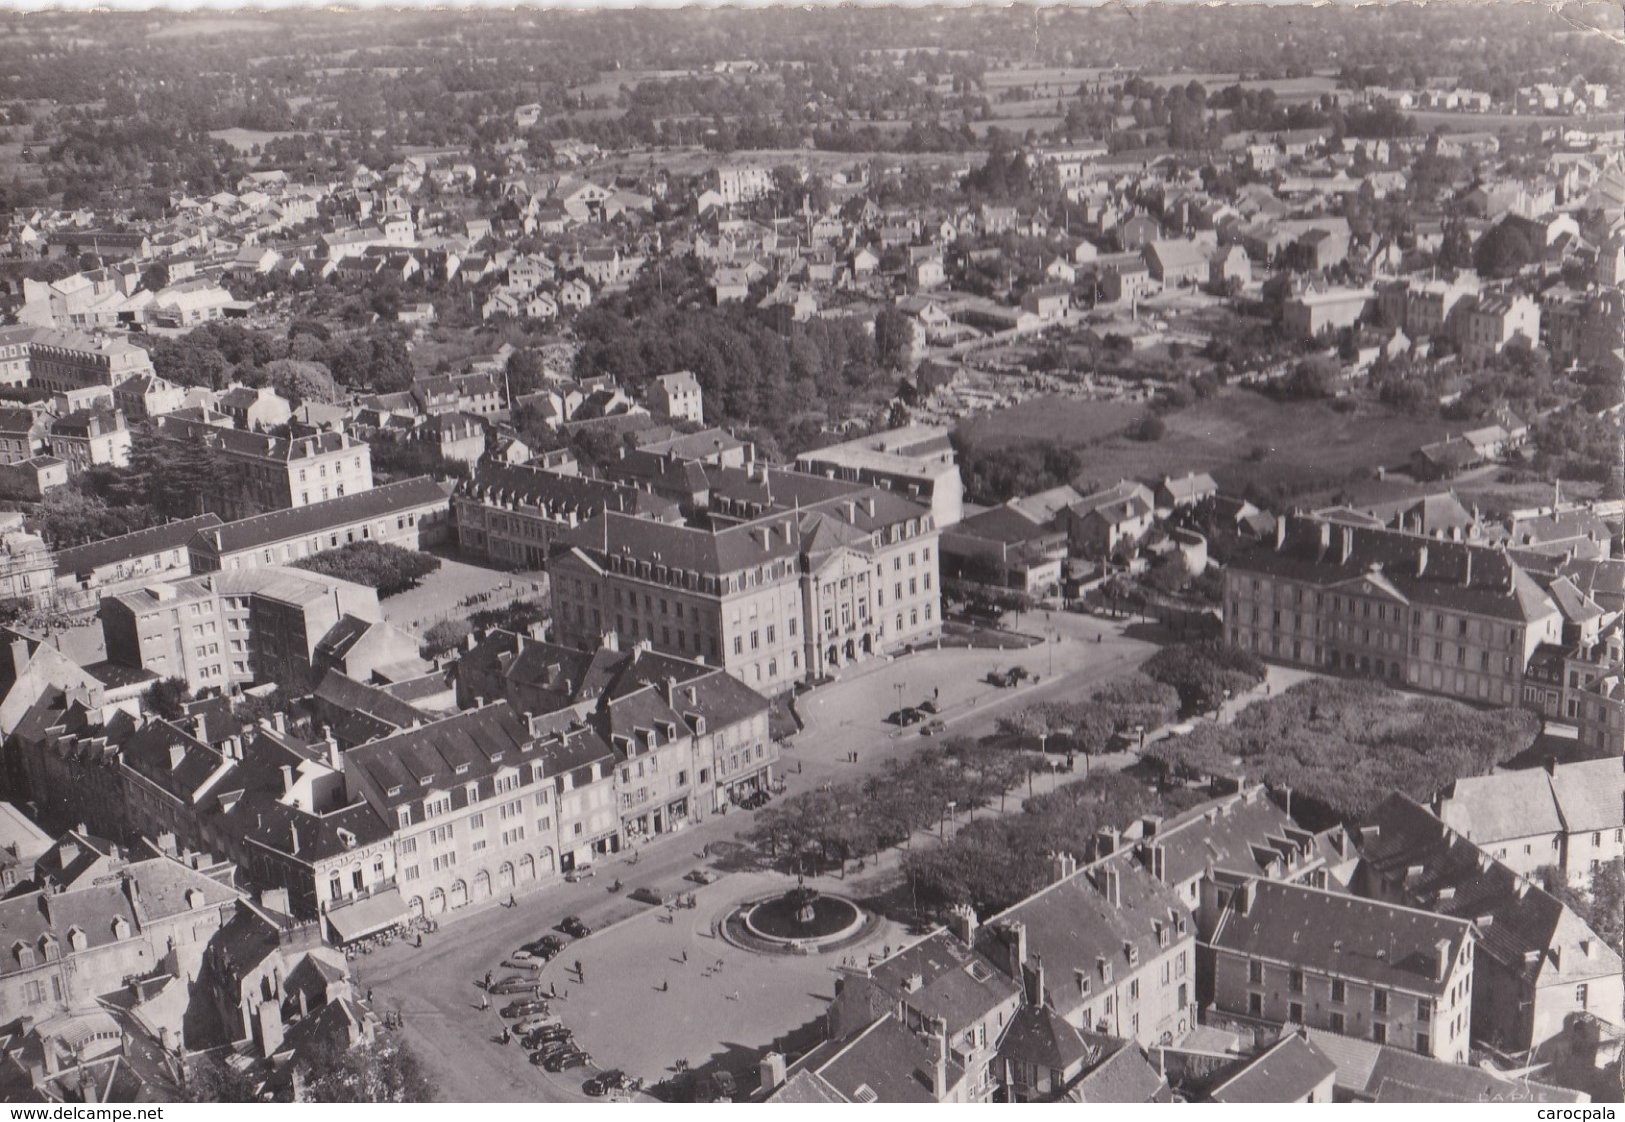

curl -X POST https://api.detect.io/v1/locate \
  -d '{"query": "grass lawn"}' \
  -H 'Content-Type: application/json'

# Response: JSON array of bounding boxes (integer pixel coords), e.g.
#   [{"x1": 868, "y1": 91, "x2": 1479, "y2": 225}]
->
[
  {"x1": 958, "y1": 395, "x2": 1143, "y2": 447},
  {"x1": 959, "y1": 388, "x2": 1460, "y2": 500}
]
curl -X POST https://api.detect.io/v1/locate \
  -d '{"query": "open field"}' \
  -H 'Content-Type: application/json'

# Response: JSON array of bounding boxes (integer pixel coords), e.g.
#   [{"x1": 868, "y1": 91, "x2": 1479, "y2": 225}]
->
[
  {"x1": 960, "y1": 388, "x2": 1461, "y2": 499},
  {"x1": 971, "y1": 116, "x2": 1063, "y2": 137},
  {"x1": 1407, "y1": 109, "x2": 1622, "y2": 132},
  {"x1": 208, "y1": 127, "x2": 313, "y2": 152},
  {"x1": 958, "y1": 394, "x2": 1142, "y2": 447}
]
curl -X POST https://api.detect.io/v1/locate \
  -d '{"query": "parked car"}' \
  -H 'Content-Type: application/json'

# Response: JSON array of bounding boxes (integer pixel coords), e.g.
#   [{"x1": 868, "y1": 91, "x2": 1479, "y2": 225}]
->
[
  {"x1": 514, "y1": 1015, "x2": 557, "y2": 1033},
  {"x1": 584, "y1": 1070, "x2": 641, "y2": 1097},
  {"x1": 918, "y1": 698, "x2": 939, "y2": 715},
  {"x1": 501, "y1": 958, "x2": 543, "y2": 973},
  {"x1": 501, "y1": 999, "x2": 549, "y2": 1019},
  {"x1": 527, "y1": 1025, "x2": 573, "y2": 1046},
  {"x1": 544, "y1": 1048, "x2": 591, "y2": 1072},
  {"x1": 684, "y1": 869, "x2": 719, "y2": 885},
  {"x1": 563, "y1": 864, "x2": 595, "y2": 883},
  {"x1": 559, "y1": 916, "x2": 591, "y2": 938},
  {"x1": 519, "y1": 940, "x2": 560, "y2": 961},
  {"x1": 490, "y1": 977, "x2": 541, "y2": 996},
  {"x1": 530, "y1": 1038, "x2": 575, "y2": 1061},
  {"x1": 919, "y1": 718, "x2": 947, "y2": 736},
  {"x1": 696, "y1": 1070, "x2": 737, "y2": 1102},
  {"x1": 629, "y1": 886, "x2": 665, "y2": 905}
]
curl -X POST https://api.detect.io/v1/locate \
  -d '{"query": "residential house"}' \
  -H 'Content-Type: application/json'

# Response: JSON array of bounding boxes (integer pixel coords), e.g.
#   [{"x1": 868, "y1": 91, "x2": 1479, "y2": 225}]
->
[{"x1": 1201, "y1": 875, "x2": 1476, "y2": 1062}]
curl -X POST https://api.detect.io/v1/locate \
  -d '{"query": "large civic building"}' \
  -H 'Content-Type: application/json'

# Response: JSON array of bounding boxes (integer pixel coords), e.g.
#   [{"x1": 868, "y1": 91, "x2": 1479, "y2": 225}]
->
[
  {"x1": 1223, "y1": 516, "x2": 1561, "y2": 706},
  {"x1": 549, "y1": 467, "x2": 942, "y2": 692}
]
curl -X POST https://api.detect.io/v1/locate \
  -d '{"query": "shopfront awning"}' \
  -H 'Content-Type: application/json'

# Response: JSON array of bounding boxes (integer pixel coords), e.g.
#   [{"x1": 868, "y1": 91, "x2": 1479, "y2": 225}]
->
[{"x1": 326, "y1": 888, "x2": 407, "y2": 943}]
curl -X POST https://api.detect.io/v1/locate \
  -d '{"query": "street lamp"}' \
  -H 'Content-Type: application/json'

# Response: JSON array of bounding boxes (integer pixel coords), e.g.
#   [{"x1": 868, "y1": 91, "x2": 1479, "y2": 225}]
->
[{"x1": 893, "y1": 681, "x2": 905, "y2": 738}]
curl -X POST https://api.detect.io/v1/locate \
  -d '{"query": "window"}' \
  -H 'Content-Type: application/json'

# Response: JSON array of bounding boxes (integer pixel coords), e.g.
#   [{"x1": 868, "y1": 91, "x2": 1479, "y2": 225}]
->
[
  {"x1": 1330, "y1": 1012, "x2": 1345, "y2": 1034},
  {"x1": 1248, "y1": 959, "x2": 1263, "y2": 984},
  {"x1": 1247, "y1": 992, "x2": 1262, "y2": 1017},
  {"x1": 1289, "y1": 969, "x2": 1304, "y2": 994},
  {"x1": 1372, "y1": 1022, "x2": 1387, "y2": 1045},
  {"x1": 1415, "y1": 1033, "x2": 1430, "y2": 1055},
  {"x1": 1289, "y1": 1002, "x2": 1303, "y2": 1023},
  {"x1": 1374, "y1": 988, "x2": 1389, "y2": 1015},
  {"x1": 1331, "y1": 979, "x2": 1345, "y2": 1003},
  {"x1": 1576, "y1": 983, "x2": 1589, "y2": 1009}
]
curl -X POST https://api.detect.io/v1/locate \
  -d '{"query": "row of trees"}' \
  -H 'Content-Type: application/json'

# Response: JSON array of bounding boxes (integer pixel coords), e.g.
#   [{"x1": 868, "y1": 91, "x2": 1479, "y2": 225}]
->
[
  {"x1": 292, "y1": 542, "x2": 442, "y2": 598},
  {"x1": 745, "y1": 743, "x2": 1042, "y2": 876},
  {"x1": 1145, "y1": 677, "x2": 1540, "y2": 827},
  {"x1": 903, "y1": 771, "x2": 1205, "y2": 915},
  {"x1": 995, "y1": 673, "x2": 1183, "y2": 757}
]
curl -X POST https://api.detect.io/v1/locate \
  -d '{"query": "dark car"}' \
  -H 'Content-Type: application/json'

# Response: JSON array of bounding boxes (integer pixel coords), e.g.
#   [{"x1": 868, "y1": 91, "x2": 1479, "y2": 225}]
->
[
  {"x1": 629, "y1": 886, "x2": 665, "y2": 905},
  {"x1": 584, "y1": 1070, "x2": 641, "y2": 1097},
  {"x1": 529, "y1": 1038, "x2": 576, "y2": 1061},
  {"x1": 919, "y1": 718, "x2": 946, "y2": 736},
  {"x1": 684, "y1": 869, "x2": 719, "y2": 885},
  {"x1": 501, "y1": 999, "x2": 549, "y2": 1019},
  {"x1": 559, "y1": 916, "x2": 591, "y2": 938},
  {"x1": 490, "y1": 977, "x2": 541, "y2": 996},
  {"x1": 544, "y1": 1048, "x2": 591, "y2": 1072},
  {"x1": 530, "y1": 1047, "x2": 572, "y2": 1066},
  {"x1": 696, "y1": 1070, "x2": 737, "y2": 1102},
  {"x1": 526, "y1": 1025, "x2": 573, "y2": 1046}
]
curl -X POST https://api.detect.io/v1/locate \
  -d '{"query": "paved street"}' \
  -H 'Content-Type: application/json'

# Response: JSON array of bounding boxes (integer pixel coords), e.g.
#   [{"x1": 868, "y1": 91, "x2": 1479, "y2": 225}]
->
[{"x1": 358, "y1": 612, "x2": 1159, "y2": 1101}]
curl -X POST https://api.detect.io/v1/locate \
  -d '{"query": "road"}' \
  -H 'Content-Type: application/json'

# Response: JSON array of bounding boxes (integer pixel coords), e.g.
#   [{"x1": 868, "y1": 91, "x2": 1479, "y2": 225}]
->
[{"x1": 357, "y1": 609, "x2": 1159, "y2": 1101}]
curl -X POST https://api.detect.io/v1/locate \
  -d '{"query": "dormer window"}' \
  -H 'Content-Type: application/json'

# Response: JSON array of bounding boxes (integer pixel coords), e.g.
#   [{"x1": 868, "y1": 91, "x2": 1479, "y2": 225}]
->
[
  {"x1": 1126, "y1": 943, "x2": 1140, "y2": 967},
  {"x1": 455, "y1": 763, "x2": 470, "y2": 775},
  {"x1": 14, "y1": 943, "x2": 34, "y2": 969},
  {"x1": 110, "y1": 917, "x2": 130, "y2": 941},
  {"x1": 68, "y1": 928, "x2": 87, "y2": 952},
  {"x1": 387, "y1": 785, "x2": 403, "y2": 797},
  {"x1": 39, "y1": 936, "x2": 58, "y2": 962}
]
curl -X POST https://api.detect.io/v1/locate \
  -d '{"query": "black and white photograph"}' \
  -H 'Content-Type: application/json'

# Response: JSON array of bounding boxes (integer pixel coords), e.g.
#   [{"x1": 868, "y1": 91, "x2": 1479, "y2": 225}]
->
[{"x1": 0, "y1": 0, "x2": 1618, "y2": 1106}]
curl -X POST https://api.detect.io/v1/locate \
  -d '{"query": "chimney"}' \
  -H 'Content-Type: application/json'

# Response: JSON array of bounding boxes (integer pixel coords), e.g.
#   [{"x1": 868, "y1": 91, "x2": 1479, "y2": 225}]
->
[
  {"x1": 1093, "y1": 864, "x2": 1121, "y2": 907},
  {"x1": 168, "y1": 743, "x2": 186, "y2": 770},
  {"x1": 272, "y1": 711, "x2": 286, "y2": 734},
  {"x1": 1463, "y1": 549, "x2": 1472, "y2": 587},
  {"x1": 758, "y1": 1052, "x2": 787, "y2": 1093},
  {"x1": 1544, "y1": 755, "x2": 1557, "y2": 776},
  {"x1": 1417, "y1": 545, "x2": 1428, "y2": 576},
  {"x1": 9, "y1": 637, "x2": 31, "y2": 679},
  {"x1": 1026, "y1": 953, "x2": 1046, "y2": 1007},
  {"x1": 259, "y1": 887, "x2": 290, "y2": 914},
  {"x1": 931, "y1": 1024, "x2": 949, "y2": 1098},
  {"x1": 1275, "y1": 513, "x2": 1287, "y2": 550},
  {"x1": 999, "y1": 920, "x2": 1028, "y2": 981},
  {"x1": 280, "y1": 764, "x2": 295, "y2": 794},
  {"x1": 1140, "y1": 814, "x2": 1162, "y2": 838},
  {"x1": 327, "y1": 733, "x2": 342, "y2": 772},
  {"x1": 290, "y1": 823, "x2": 301, "y2": 855},
  {"x1": 1095, "y1": 825, "x2": 1120, "y2": 858},
  {"x1": 1050, "y1": 851, "x2": 1077, "y2": 883},
  {"x1": 1318, "y1": 520, "x2": 1331, "y2": 554},
  {"x1": 1436, "y1": 938, "x2": 1453, "y2": 982},
  {"x1": 949, "y1": 903, "x2": 978, "y2": 946},
  {"x1": 1236, "y1": 878, "x2": 1256, "y2": 916},
  {"x1": 1340, "y1": 525, "x2": 1354, "y2": 564},
  {"x1": 57, "y1": 839, "x2": 80, "y2": 867}
]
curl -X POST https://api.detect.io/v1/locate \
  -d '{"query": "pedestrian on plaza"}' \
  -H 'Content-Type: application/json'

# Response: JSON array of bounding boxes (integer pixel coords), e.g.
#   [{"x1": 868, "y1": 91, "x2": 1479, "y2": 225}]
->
[
  {"x1": 480, "y1": 992, "x2": 490, "y2": 1011},
  {"x1": 550, "y1": 981, "x2": 558, "y2": 998},
  {"x1": 484, "y1": 970, "x2": 493, "y2": 989},
  {"x1": 415, "y1": 933, "x2": 423, "y2": 948},
  {"x1": 662, "y1": 979, "x2": 669, "y2": 992},
  {"x1": 367, "y1": 987, "x2": 374, "y2": 1003},
  {"x1": 575, "y1": 958, "x2": 584, "y2": 981},
  {"x1": 681, "y1": 949, "x2": 688, "y2": 963}
]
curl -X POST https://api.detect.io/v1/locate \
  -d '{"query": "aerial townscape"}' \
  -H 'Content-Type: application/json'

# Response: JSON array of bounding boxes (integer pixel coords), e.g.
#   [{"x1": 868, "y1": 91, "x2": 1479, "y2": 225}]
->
[{"x1": 0, "y1": 0, "x2": 1619, "y2": 1107}]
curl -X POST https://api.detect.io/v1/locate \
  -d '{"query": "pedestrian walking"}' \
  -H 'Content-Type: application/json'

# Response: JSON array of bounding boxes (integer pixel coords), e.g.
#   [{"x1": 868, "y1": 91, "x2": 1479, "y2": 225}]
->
[
  {"x1": 484, "y1": 970, "x2": 493, "y2": 989},
  {"x1": 366, "y1": 987, "x2": 373, "y2": 1003},
  {"x1": 480, "y1": 992, "x2": 490, "y2": 1011},
  {"x1": 662, "y1": 979, "x2": 669, "y2": 992},
  {"x1": 550, "y1": 981, "x2": 558, "y2": 998},
  {"x1": 575, "y1": 958, "x2": 584, "y2": 981},
  {"x1": 681, "y1": 949, "x2": 688, "y2": 963}
]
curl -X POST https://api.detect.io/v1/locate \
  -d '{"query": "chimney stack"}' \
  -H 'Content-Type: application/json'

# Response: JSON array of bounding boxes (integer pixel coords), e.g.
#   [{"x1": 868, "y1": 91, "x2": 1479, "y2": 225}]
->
[
  {"x1": 1275, "y1": 513, "x2": 1287, "y2": 550},
  {"x1": 1340, "y1": 525, "x2": 1354, "y2": 565},
  {"x1": 1417, "y1": 544, "x2": 1428, "y2": 576},
  {"x1": 1026, "y1": 953, "x2": 1046, "y2": 1007},
  {"x1": 1436, "y1": 938, "x2": 1453, "y2": 982},
  {"x1": 999, "y1": 920, "x2": 1028, "y2": 982},
  {"x1": 949, "y1": 902, "x2": 978, "y2": 946}
]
